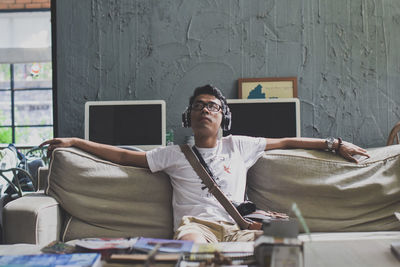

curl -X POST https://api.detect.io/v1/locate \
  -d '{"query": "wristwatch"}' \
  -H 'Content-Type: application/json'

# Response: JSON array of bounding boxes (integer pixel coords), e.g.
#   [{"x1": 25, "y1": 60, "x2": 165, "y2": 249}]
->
[{"x1": 325, "y1": 137, "x2": 336, "y2": 151}]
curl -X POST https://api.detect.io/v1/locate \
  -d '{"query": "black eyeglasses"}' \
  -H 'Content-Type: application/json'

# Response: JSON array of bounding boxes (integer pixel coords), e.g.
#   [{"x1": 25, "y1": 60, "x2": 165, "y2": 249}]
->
[{"x1": 191, "y1": 101, "x2": 222, "y2": 112}]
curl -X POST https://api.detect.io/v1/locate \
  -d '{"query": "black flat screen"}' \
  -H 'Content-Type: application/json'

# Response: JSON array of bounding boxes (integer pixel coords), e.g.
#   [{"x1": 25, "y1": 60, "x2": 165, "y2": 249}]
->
[
  {"x1": 223, "y1": 102, "x2": 298, "y2": 138},
  {"x1": 89, "y1": 105, "x2": 162, "y2": 146}
]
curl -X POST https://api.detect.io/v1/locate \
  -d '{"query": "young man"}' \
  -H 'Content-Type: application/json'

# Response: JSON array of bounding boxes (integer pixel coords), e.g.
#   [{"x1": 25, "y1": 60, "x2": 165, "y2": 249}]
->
[{"x1": 41, "y1": 85, "x2": 370, "y2": 243}]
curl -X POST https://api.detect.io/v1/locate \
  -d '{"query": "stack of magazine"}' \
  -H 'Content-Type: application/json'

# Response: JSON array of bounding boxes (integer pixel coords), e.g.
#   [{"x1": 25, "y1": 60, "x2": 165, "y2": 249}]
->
[
  {"x1": 0, "y1": 238, "x2": 256, "y2": 266},
  {"x1": 68, "y1": 237, "x2": 256, "y2": 266},
  {"x1": 116, "y1": 238, "x2": 255, "y2": 266},
  {"x1": 183, "y1": 241, "x2": 255, "y2": 266}
]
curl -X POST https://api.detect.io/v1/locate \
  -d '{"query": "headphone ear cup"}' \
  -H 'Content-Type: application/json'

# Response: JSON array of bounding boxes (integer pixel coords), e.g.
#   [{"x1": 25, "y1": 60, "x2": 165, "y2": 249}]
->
[
  {"x1": 222, "y1": 108, "x2": 232, "y2": 131},
  {"x1": 182, "y1": 107, "x2": 191, "y2": 128}
]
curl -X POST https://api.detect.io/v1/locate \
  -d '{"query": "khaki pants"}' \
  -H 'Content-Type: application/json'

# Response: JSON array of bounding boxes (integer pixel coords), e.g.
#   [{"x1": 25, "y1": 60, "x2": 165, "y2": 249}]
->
[{"x1": 174, "y1": 216, "x2": 263, "y2": 243}]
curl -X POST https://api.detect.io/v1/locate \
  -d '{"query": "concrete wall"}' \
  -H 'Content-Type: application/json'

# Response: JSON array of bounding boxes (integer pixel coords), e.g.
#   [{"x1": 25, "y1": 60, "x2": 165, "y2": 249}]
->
[{"x1": 55, "y1": 0, "x2": 400, "y2": 147}]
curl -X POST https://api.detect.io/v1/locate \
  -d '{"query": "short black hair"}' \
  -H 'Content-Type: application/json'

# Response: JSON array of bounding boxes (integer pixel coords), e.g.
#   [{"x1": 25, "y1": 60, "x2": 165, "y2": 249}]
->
[{"x1": 189, "y1": 84, "x2": 228, "y2": 112}]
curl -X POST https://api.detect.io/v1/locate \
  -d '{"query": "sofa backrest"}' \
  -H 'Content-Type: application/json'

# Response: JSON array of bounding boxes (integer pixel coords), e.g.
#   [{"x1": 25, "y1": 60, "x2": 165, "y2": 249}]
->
[
  {"x1": 46, "y1": 144, "x2": 400, "y2": 240},
  {"x1": 46, "y1": 147, "x2": 173, "y2": 241},
  {"x1": 247, "y1": 145, "x2": 400, "y2": 232}
]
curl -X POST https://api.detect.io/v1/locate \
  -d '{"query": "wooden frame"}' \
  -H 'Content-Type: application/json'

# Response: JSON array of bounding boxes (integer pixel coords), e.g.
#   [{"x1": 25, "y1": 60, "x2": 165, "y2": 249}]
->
[
  {"x1": 238, "y1": 77, "x2": 298, "y2": 99},
  {"x1": 387, "y1": 121, "x2": 400, "y2": 146}
]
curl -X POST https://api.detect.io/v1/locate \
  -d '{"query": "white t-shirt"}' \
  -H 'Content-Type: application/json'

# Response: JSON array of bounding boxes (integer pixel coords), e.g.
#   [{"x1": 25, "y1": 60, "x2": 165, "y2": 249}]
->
[{"x1": 146, "y1": 135, "x2": 266, "y2": 230}]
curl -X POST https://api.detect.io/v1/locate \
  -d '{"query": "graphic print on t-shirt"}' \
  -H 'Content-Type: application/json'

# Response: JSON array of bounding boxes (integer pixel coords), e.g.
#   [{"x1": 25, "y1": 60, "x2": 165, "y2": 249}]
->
[
  {"x1": 201, "y1": 152, "x2": 233, "y2": 199},
  {"x1": 223, "y1": 165, "x2": 231, "y2": 173}
]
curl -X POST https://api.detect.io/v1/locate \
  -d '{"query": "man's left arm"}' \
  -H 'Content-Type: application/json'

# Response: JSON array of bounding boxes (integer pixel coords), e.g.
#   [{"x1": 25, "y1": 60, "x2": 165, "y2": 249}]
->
[{"x1": 265, "y1": 137, "x2": 370, "y2": 163}]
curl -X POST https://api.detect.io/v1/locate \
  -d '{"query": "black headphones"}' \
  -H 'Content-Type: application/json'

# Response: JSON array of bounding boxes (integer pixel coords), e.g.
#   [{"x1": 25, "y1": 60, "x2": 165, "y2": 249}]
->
[{"x1": 182, "y1": 105, "x2": 232, "y2": 131}]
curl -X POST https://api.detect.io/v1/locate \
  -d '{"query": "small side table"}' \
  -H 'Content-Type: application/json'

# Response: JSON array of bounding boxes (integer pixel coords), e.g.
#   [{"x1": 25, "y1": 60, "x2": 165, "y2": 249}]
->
[{"x1": 300, "y1": 232, "x2": 400, "y2": 267}]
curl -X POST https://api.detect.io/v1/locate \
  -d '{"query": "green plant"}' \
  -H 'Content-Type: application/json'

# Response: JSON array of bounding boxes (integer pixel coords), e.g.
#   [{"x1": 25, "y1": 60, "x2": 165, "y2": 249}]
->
[
  {"x1": 0, "y1": 127, "x2": 11, "y2": 143},
  {"x1": 0, "y1": 109, "x2": 11, "y2": 143},
  {"x1": 0, "y1": 64, "x2": 10, "y2": 82}
]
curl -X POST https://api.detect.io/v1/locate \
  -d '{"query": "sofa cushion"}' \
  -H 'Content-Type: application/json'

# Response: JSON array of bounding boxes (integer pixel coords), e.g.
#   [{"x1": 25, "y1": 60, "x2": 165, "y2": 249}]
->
[
  {"x1": 247, "y1": 144, "x2": 400, "y2": 232},
  {"x1": 45, "y1": 147, "x2": 173, "y2": 241}
]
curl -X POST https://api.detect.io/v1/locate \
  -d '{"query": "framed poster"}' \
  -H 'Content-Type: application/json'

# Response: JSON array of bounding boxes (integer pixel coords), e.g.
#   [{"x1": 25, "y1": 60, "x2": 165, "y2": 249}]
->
[{"x1": 238, "y1": 77, "x2": 297, "y2": 99}]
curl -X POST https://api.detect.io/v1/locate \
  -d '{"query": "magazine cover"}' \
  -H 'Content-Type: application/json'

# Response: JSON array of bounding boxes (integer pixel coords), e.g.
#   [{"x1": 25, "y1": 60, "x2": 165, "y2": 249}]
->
[
  {"x1": 0, "y1": 253, "x2": 101, "y2": 267},
  {"x1": 74, "y1": 237, "x2": 138, "y2": 251},
  {"x1": 133, "y1": 237, "x2": 193, "y2": 253}
]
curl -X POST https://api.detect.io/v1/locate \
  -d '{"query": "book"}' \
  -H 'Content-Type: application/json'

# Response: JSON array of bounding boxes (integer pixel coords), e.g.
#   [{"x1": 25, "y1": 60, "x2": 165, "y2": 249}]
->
[
  {"x1": 109, "y1": 253, "x2": 181, "y2": 263},
  {"x1": 41, "y1": 241, "x2": 77, "y2": 254},
  {"x1": 108, "y1": 237, "x2": 191, "y2": 265},
  {"x1": 0, "y1": 253, "x2": 101, "y2": 267},
  {"x1": 74, "y1": 237, "x2": 138, "y2": 251},
  {"x1": 132, "y1": 237, "x2": 193, "y2": 253},
  {"x1": 188, "y1": 242, "x2": 254, "y2": 262},
  {"x1": 74, "y1": 237, "x2": 138, "y2": 259},
  {"x1": 191, "y1": 241, "x2": 254, "y2": 255}
]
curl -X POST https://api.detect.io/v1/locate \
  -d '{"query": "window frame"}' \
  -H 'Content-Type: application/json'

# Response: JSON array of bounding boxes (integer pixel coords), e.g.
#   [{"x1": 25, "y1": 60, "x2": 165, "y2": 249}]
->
[
  {"x1": 0, "y1": 7, "x2": 54, "y2": 145},
  {"x1": 0, "y1": 63, "x2": 53, "y2": 145}
]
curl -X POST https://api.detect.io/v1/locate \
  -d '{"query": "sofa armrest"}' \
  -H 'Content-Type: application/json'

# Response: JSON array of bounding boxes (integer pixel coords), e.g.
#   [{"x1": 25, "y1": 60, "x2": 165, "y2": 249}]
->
[
  {"x1": 3, "y1": 192, "x2": 61, "y2": 246},
  {"x1": 37, "y1": 167, "x2": 49, "y2": 191}
]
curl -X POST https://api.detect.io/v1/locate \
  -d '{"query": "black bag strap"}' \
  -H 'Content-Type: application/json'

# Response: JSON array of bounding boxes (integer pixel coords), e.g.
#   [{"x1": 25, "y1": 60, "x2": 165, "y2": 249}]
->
[
  {"x1": 192, "y1": 146, "x2": 252, "y2": 204},
  {"x1": 179, "y1": 144, "x2": 262, "y2": 230},
  {"x1": 191, "y1": 146, "x2": 217, "y2": 182}
]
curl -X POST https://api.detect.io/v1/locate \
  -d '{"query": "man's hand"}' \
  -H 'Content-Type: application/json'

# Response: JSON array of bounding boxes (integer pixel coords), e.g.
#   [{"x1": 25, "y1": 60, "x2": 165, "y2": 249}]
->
[
  {"x1": 39, "y1": 138, "x2": 76, "y2": 156},
  {"x1": 337, "y1": 141, "x2": 370, "y2": 163}
]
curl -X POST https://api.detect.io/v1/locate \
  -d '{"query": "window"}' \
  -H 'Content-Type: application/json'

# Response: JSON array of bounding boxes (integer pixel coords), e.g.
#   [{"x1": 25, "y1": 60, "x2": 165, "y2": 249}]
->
[
  {"x1": 0, "y1": 11, "x2": 52, "y2": 146},
  {"x1": 0, "y1": 62, "x2": 53, "y2": 145}
]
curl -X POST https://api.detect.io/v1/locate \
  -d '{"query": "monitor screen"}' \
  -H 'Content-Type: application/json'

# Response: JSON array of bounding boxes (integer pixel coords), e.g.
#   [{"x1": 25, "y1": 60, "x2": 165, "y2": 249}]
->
[
  {"x1": 84, "y1": 100, "x2": 166, "y2": 150},
  {"x1": 223, "y1": 98, "x2": 300, "y2": 138}
]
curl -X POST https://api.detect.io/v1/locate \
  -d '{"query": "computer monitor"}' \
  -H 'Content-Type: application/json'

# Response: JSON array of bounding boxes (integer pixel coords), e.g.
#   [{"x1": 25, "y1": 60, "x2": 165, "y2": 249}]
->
[
  {"x1": 84, "y1": 100, "x2": 166, "y2": 150},
  {"x1": 223, "y1": 98, "x2": 301, "y2": 138}
]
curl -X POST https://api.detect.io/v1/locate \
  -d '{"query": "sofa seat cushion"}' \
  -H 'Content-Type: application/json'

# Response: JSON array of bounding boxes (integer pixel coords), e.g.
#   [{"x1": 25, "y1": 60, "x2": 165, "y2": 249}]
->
[
  {"x1": 247, "y1": 144, "x2": 400, "y2": 232},
  {"x1": 45, "y1": 147, "x2": 173, "y2": 241}
]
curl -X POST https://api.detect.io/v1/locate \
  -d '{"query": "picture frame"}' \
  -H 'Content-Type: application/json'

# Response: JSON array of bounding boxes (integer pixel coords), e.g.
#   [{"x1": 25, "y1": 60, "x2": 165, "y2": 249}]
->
[{"x1": 238, "y1": 77, "x2": 297, "y2": 99}]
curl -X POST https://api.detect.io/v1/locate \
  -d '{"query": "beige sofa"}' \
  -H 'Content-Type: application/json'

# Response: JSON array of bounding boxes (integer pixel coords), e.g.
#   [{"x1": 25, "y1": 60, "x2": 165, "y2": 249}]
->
[{"x1": 3, "y1": 145, "x2": 400, "y2": 246}]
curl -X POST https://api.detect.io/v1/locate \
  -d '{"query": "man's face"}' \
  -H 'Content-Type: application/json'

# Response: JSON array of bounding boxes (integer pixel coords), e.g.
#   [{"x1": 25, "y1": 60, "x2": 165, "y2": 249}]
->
[{"x1": 190, "y1": 94, "x2": 223, "y2": 136}]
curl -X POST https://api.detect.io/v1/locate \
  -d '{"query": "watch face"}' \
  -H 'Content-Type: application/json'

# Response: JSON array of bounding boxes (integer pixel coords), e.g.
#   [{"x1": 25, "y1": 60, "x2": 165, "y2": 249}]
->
[{"x1": 326, "y1": 137, "x2": 335, "y2": 150}]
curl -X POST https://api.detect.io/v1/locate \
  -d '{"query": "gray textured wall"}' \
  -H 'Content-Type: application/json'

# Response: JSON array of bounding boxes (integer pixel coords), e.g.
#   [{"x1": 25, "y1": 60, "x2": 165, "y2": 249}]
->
[{"x1": 56, "y1": 0, "x2": 400, "y2": 148}]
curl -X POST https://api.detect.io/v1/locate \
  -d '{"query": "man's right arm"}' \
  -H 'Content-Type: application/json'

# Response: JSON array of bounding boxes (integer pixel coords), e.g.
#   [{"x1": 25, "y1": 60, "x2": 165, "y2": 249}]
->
[{"x1": 40, "y1": 137, "x2": 149, "y2": 168}]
